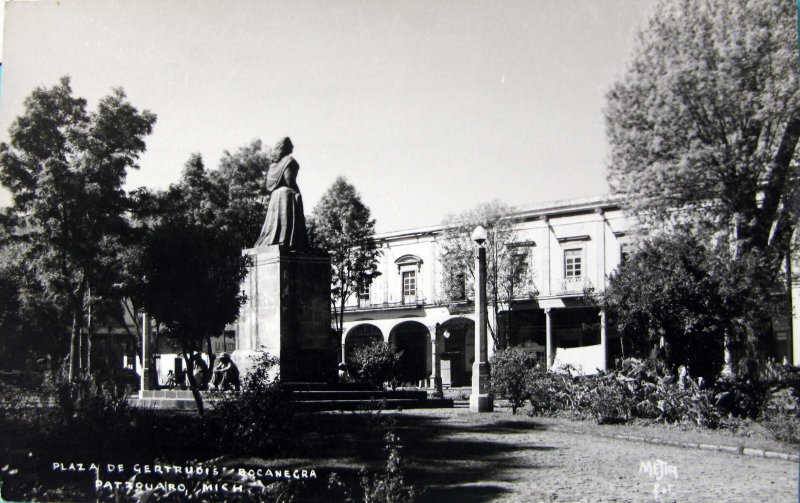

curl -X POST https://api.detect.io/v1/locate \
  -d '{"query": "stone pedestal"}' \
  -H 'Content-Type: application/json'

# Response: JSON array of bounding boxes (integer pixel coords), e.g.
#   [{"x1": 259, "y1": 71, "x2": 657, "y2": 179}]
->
[
  {"x1": 470, "y1": 361, "x2": 493, "y2": 411},
  {"x1": 234, "y1": 245, "x2": 335, "y2": 383}
]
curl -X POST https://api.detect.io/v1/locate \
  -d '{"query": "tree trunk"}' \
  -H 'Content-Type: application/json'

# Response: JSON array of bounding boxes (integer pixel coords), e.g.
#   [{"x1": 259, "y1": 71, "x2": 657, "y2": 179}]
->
[
  {"x1": 81, "y1": 294, "x2": 92, "y2": 375},
  {"x1": 786, "y1": 252, "x2": 794, "y2": 364},
  {"x1": 183, "y1": 351, "x2": 204, "y2": 417},
  {"x1": 206, "y1": 336, "x2": 216, "y2": 371},
  {"x1": 338, "y1": 295, "x2": 347, "y2": 349},
  {"x1": 68, "y1": 311, "x2": 83, "y2": 381}
]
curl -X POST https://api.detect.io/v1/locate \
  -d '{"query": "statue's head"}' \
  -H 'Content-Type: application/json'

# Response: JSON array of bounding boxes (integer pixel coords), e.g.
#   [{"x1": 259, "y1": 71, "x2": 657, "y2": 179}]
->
[{"x1": 270, "y1": 136, "x2": 294, "y2": 162}]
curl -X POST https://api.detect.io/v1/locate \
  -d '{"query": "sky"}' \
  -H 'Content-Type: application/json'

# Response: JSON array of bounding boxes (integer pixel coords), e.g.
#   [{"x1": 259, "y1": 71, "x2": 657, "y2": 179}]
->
[{"x1": 0, "y1": 0, "x2": 657, "y2": 233}]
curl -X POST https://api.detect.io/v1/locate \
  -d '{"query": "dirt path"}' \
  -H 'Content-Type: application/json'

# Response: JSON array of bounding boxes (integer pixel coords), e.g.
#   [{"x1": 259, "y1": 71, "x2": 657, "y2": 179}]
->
[{"x1": 386, "y1": 408, "x2": 797, "y2": 502}]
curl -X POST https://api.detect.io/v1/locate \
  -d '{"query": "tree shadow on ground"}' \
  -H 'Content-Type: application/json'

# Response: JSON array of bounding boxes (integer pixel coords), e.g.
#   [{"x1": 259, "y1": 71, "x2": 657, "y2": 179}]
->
[
  {"x1": 0, "y1": 403, "x2": 556, "y2": 502},
  {"x1": 396, "y1": 414, "x2": 554, "y2": 502},
  {"x1": 277, "y1": 411, "x2": 556, "y2": 502}
]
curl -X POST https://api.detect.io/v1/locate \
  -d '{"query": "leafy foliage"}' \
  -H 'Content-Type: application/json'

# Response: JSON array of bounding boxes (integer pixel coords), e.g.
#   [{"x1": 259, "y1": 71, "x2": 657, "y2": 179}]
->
[
  {"x1": 762, "y1": 389, "x2": 800, "y2": 443},
  {"x1": 504, "y1": 356, "x2": 726, "y2": 427},
  {"x1": 210, "y1": 352, "x2": 294, "y2": 455},
  {"x1": 347, "y1": 341, "x2": 403, "y2": 390},
  {"x1": 308, "y1": 177, "x2": 381, "y2": 336},
  {"x1": 359, "y1": 431, "x2": 416, "y2": 503},
  {"x1": 211, "y1": 139, "x2": 272, "y2": 249},
  {"x1": 128, "y1": 155, "x2": 249, "y2": 414},
  {"x1": 138, "y1": 221, "x2": 247, "y2": 349},
  {"x1": 439, "y1": 201, "x2": 535, "y2": 350},
  {"x1": 0, "y1": 77, "x2": 156, "y2": 384},
  {"x1": 490, "y1": 347, "x2": 538, "y2": 414},
  {"x1": 603, "y1": 233, "x2": 726, "y2": 382},
  {"x1": 605, "y1": 0, "x2": 800, "y2": 374},
  {"x1": 606, "y1": 0, "x2": 799, "y2": 243},
  {"x1": 524, "y1": 363, "x2": 570, "y2": 416}
]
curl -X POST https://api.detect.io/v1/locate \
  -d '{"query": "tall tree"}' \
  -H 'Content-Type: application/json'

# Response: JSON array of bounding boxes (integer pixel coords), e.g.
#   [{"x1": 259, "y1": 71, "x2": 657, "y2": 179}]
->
[
  {"x1": 0, "y1": 77, "x2": 156, "y2": 380},
  {"x1": 121, "y1": 139, "x2": 270, "y2": 387},
  {"x1": 438, "y1": 201, "x2": 535, "y2": 351},
  {"x1": 307, "y1": 177, "x2": 382, "y2": 338},
  {"x1": 211, "y1": 139, "x2": 271, "y2": 249},
  {"x1": 603, "y1": 232, "x2": 729, "y2": 383},
  {"x1": 605, "y1": 0, "x2": 800, "y2": 372},
  {"x1": 131, "y1": 156, "x2": 248, "y2": 415}
]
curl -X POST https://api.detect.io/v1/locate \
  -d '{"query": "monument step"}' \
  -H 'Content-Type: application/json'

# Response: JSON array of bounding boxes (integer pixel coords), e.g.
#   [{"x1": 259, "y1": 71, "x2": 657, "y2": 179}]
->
[
  {"x1": 140, "y1": 389, "x2": 207, "y2": 399},
  {"x1": 139, "y1": 389, "x2": 429, "y2": 401},
  {"x1": 140, "y1": 384, "x2": 424, "y2": 399},
  {"x1": 130, "y1": 396, "x2": 453, "y2": 411},
  {"x1": 282, "y1": 382, "x2": 375, "y2": 391},
  {"x1": 288, "y1": 390, "x2": 428, "y2": 401},
  {"x1": 294, "y1": 398, "x2": 454, "y2": 412}
]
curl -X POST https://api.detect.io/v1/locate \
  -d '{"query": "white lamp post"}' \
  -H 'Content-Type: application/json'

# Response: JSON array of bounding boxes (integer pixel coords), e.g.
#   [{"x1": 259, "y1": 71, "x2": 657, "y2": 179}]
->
[{"x1": 470, "y1": 225, "x2": 494, "y2": 412}]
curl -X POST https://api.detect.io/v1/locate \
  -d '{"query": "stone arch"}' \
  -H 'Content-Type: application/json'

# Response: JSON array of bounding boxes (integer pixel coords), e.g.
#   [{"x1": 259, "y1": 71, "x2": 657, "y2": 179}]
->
[
  {"x1": 389, "y1": 320, "x2": 430, "y2": 383},
  {"x1": 440, "y1": 317, "x2": 475, "y2": 387},
  {"x1": 344, "y1": 323, "x2": 384, "y2": 363}
]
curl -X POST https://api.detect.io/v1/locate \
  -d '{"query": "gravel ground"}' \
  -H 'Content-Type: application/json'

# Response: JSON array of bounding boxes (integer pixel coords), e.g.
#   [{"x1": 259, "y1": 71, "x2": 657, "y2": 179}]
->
[{"x1": 384, "y1": 407, "x2": 798, "y2": 503}]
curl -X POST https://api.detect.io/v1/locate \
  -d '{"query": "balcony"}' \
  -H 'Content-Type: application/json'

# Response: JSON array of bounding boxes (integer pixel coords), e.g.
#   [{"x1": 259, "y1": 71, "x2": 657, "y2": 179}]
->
[
  {"x1": 559, "y1": 276, "x2": 594, "y2": 295},
  {"x1": 345, "y1": 293, "x2": 427, "y2": 312}
]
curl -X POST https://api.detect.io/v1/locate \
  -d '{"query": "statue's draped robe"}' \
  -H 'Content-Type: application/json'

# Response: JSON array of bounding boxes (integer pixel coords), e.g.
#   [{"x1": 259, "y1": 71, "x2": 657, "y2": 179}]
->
[{"x1": 255, "y1": 155, "x2": 308, "y2": 249}]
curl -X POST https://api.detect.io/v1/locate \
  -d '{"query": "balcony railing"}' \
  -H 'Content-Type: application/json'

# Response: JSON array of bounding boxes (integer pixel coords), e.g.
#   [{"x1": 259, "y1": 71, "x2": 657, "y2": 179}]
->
[
  {"x1": 348, "y1": 293, "x2": 427, "y2": 311},
  {"x1": 559, "y1": 276, "x2": 594, "y2": 294}
]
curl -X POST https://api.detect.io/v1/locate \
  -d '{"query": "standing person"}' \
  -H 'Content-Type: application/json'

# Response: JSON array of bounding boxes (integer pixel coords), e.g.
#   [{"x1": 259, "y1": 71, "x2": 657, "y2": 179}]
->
[
  {"x1": 191, "y1": 352, "x2": 209, "y2": 390},
  {"x1": 165, "y1": 370, "x2": 176, "y2": 389}
]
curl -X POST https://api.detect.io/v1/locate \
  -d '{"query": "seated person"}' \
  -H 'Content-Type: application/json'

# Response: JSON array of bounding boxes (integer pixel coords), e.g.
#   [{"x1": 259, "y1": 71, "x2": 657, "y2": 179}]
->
[
  {"x1": 164, "y1": 370, "x2": 176, "y2": 389},
  {"x1": 212, "y1": 353, "x2": 240, "y2": 391}
]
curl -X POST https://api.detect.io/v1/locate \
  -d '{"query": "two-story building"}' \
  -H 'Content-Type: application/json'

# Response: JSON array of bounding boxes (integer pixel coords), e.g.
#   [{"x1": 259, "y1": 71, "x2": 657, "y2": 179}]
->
[
  {"x1": 341, "y1": 196, "x2": 633, "y2": 386},
  {"x1": 132, "y1": 195, "x2": 798, "y2": 390}
]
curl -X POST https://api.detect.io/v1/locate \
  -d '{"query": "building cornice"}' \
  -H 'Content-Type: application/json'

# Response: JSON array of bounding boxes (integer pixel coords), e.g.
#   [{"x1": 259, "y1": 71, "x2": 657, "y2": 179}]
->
[{"x1": 373, "y1": 194, "x2": 624, "y2": 243}]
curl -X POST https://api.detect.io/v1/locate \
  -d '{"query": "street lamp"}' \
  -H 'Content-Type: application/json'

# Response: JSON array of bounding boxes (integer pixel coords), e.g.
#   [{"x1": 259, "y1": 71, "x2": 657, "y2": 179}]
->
[
  {"x1": 471, "y1": 225, "x2": 488, "y2": 245},
  {"x1": 470, "y1": 225, "x2": 494, "y2": 412}
]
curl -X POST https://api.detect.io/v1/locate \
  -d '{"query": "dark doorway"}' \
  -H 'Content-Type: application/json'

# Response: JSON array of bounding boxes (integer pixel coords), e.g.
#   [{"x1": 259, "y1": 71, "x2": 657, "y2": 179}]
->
[
  {"x1": 344, "y1": 324, "x2": 383, "y2": 363},
  {"x1": 440, "y1": 317, "x2": 474, "y2": 387},
  {"x1": 389, "y1": 321, "x2": 429, "y2": 383}
]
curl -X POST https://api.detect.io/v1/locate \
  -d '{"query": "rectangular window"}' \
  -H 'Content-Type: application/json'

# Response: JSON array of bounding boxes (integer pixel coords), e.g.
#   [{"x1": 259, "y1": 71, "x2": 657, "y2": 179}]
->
[
  {"x1": 564, "y1": 249, "x2": 582, "y2": 278},
  {"x1": 620, "y1": 243, "x2": 631, "y2": 264},
  {"x1": 453, "y1": 272, "x2": 466, "y2": 301},
  {"x1": 402, "y1": 270, "x2": 416, "y2": 297},
  {"x1": 512, "y1": 250, "x2": 529, "y2": 283},
  {"x1": 358, "y1": 282, "x2": 371, "y2": 302}
]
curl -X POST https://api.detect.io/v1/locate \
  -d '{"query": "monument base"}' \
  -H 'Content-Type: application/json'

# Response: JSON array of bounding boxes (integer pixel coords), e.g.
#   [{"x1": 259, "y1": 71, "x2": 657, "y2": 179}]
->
[
  {"x1": 469, "y1": 361, "x2": 494, "y2": 412},
  {"x1": 234, "y1": 245, "x2": 336, "y2": 383}
]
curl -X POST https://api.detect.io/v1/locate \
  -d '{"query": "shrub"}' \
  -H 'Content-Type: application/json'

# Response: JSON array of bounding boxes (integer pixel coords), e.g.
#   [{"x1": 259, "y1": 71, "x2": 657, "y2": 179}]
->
[
  {"x1": 211, "y1": 352, "x2": 293, "y2": 455},
  {"x1": 762, "y1": 388, "x2": 800, "y2": 443},
  {"x1": 521, "y1": 356, "x2": 722, "y2": 427},
  {"x1": 359, "y1": 431, "x2": 416, "y2": 503},
  {"x1": 348, "y1": 341, "x2": 402, "y2": 390},
  {"x1": 713, "y1": 375, "x2": 768, "y2": 419},
  {"x1": 586, "y1": 373, "x2": 630, "y2": 424},
  {"x1": 524, "y1": 364, "x2": 570, "y2": 417},
  {"x1": 490, "y1": 347, "x2": 538, "y2": 414}
]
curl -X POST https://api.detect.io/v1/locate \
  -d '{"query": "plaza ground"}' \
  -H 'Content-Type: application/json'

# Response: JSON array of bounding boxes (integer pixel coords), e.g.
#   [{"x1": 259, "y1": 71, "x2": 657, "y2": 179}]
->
[
  {"x1": 402, "y1": 407, "x2": 797, "y2": 502},
  {"x1": 240, "y1": 405, "x2": 798, "y2": 502},
  {"x1": 3, "y1": 399, "x2": 797, "y2": 502}
]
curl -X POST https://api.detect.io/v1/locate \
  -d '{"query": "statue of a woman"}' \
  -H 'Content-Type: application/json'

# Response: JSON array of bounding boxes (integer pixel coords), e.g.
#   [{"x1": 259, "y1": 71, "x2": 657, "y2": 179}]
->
[{"x1": 254, "y1": 137, "x2": 308, "y2": 249}]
